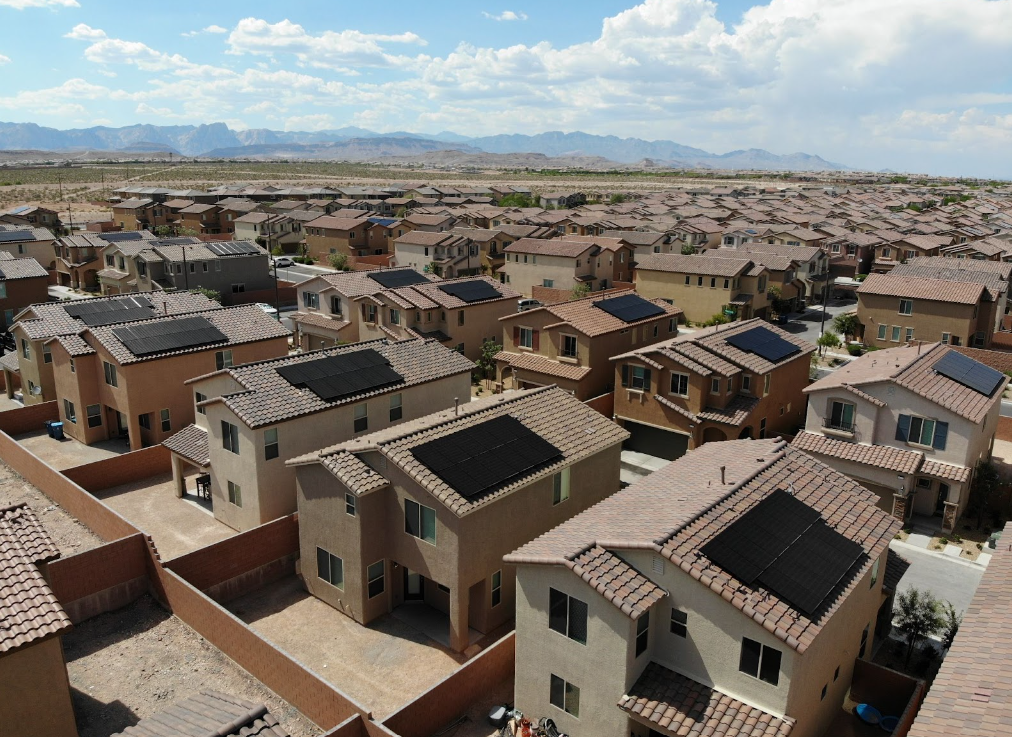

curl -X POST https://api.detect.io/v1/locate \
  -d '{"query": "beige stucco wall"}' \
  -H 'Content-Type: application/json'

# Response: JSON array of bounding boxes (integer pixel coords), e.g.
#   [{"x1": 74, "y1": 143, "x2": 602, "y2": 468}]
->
[
  {"x1": 502, "y1": 251, "x2": 593, "y2": 297},
  {"x1": 858, "y1": 292, "x2": 981, "y2": 348},
  {"x1": 0, "y1": 238, "x2": 56, "y2": 270},
  {"x1": 634, "y1": 268, "x2": 765, "y2": 323},
  {"x1": 11, "y1": 326, "x2": 55, "y2": 404},
  {"x1": 0, "y1": 636, "x2": 78, "y2": 737}
]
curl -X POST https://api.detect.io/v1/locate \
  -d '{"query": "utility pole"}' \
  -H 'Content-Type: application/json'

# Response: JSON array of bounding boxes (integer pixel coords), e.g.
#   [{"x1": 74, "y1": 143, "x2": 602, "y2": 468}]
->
[
  {"x1": 268, "y1": 221, "x2": 281, "y2": 321},
  {"x1": 181, "y1": 246, "x2": 189, "y2": 290}
]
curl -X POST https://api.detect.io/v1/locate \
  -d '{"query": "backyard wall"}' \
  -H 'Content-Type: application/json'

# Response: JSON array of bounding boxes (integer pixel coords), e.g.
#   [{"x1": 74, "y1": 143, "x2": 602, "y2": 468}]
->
[
  {"x1": 47, "y1": 534, "x2": 150, "y2": 622},
  {"x1": 851, "y1": 659, "x2": 924, "y2": 737},
  {"x1": 0, "y1": 399, "x2": 58, "y2": 435},
  {"x1": 381, "y1": 632, "x2": 516, "y2": 737},
  {"x1": 63, "y1": 444, "x2": 171, "y2": 492},
  {"x1": 584, "y1": 391, "x2": 615, "y2": 418},
  {"x1": 226, "y1": 282, "x2": 298, "y2": 309}
]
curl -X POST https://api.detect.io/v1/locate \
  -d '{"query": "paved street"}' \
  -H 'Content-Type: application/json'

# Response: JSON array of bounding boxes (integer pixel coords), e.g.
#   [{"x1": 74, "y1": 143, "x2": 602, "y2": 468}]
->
[
  {"x1": 889, "y1": 541, "x2": 984, "y2": 617},
  {"x1": 777, "y1": 295, "x2": 858, "y2": 345},
  {"x1": 271, "y1": 262, "x2": 332, "y2": 284}
]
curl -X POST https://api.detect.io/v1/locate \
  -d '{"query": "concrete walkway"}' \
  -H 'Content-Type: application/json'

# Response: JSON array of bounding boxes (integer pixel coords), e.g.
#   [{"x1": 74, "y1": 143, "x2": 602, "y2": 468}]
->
[{"x1": 889, "y1": 539, "x2": 985, "y2": 616}]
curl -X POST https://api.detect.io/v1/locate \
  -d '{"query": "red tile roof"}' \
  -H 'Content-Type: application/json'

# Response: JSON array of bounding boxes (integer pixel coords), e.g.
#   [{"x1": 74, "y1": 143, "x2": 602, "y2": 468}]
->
[
  {"x1": 568, "y1": 545, "x2": 666, "y2": 620},
  {"x1": 113, "y1": 690, "x2": 289, "y2": 737}
]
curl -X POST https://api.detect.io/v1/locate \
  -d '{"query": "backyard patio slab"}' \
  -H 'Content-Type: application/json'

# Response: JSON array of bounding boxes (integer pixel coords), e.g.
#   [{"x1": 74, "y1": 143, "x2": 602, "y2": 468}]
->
[{"x1": 14, "y1": 428, "x2": 129, "y2": 470}]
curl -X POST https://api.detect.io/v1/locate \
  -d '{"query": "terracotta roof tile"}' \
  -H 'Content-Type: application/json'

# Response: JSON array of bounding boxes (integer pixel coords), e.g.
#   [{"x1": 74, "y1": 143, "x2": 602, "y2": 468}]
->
[
  {"x1": 0, "y1": 504, "x2": 60, "y2": 565},
  {"x1": 919, "y1": 459, "x2": 972, "y2": 483},
  {"x1": 636, "y1": 253, "x2": 754, "y2": 277},
  {"x1": 883, "y1": 549, "x2": 909, "y2": 593},
  {"x1": 791, "y1": 431, "x2": 923, "y2": 475},
  {"x1": 857, "y1": 273, "x2": 986, "y2": 304},
  {"x1": 569, "y1": 545, "x2": 666, "y2": 620},
  {"x1": 113, "y1": 690, "x2": 289, "y2": 737},
  {"x1": 494, "y1": 350, "x2": 592, "y2": 381},
  {"x1": 697, "y1": 394, "x2": 760, "y2": 426},
  {"x1": 0, "y1": 257, "x2": 48, "y2": 280},
  {"x1": 163, "y1": 424, "x2": 210, "y2": 468},
  {"x1": 505, "y1": 289, "x2": 680, "y2": 338}
]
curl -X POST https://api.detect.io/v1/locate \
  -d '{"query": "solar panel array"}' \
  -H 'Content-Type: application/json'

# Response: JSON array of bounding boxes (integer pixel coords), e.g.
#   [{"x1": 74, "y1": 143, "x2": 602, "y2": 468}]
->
[
  {"x1": 437, "y1": 279, "x2": 502, "y2": 303},
  {"x1": 98, "y1": 232, "x2": 145, "y2": 242},
  {"x1": 64, "y1": 296, "x2": 157, "y2": 327},
  {"x1": 411, "y1": 414, "x2": 563, "y2": 499},
  {"x1": 701, "y1": 489, "x2": 866, "y2": 618},
  {"x1": 592, "y1": 293, "x2": 666, "y2": 323},
  {"x1": 206, "y1": 241, "x2": 262, "y2": 257},
  {"x1": 368, "y1": 269, "x2": 431, "y2": 289},
  {"x1": 276, "y1": 348, "x2": 404, "y2": 402},
  {"x1": 933, "y1": 350, "x2": 1005, "y2": 397},
  {"x1": 112, "y1": 316, "x2": 228, "y2": 357},
  {"x1": 0, "y1": 230, "x2": 35, "y2": 244},
  {"x1": 725, "y1": 326, "x2": 801, "y2": 363}
]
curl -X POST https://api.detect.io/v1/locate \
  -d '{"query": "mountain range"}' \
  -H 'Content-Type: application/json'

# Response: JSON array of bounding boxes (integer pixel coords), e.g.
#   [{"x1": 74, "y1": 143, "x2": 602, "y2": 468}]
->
[{"x1": 0, "y1": 121, "x2": 850, "y2": 171}]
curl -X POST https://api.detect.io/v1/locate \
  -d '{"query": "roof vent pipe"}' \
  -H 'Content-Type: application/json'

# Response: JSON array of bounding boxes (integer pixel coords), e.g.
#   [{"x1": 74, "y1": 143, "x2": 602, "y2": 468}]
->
[
  {"x1": 454, "y1": 397, "x2": 459, "y2": 415},
  {"x1": 720, "y1": 465, "x2": 726, "y2": 485}
]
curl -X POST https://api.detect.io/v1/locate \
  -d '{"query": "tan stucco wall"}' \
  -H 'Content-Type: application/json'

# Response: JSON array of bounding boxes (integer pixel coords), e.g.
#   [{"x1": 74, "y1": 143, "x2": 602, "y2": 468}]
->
[
  {"x1": 502, "y1": 252, "x2": 593, "y2": 297},
  {"x1": 858, "y1": 292, "x2": 982, "y2": 349},
  {"x1": 634, "y1": 268, "x2": 767, "y2": 324},
  {"x1": 0, "y1": 636, "x2": 78, "y2": 737}
]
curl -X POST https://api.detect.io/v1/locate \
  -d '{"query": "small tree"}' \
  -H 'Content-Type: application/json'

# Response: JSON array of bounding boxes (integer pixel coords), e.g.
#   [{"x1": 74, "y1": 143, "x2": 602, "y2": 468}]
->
[
  {"x1": 702, "y1": 312, "x2": 731, "y2": 327},
  {"x1": 817, "y1": 330, "x2": 841, "y2": 356},
  {"x1": 680, "y1": 243, "x2": 696, "y2": 255},
  {"x1": 571, "y1": 283, "x2": 590, "y2": 300},
  {"x1": 832, "y1": 312, "x2": 861, "y2": 342},
  {"x1": 940, "y1": 601, "x2": 962, "y2": 651},
  {"x1": 153, "y1": 225, "x2": 174, "y2": 237},
  {"x1": 190, "y1": 287, "x2": 221, "y2": 304},
  {"x1": 271, "y1": 246, "x2": 284, "y2": 257},
  {"x1": 894, "y1": 587, "x2": 945, "y2": 666},
  {"x1": 498, "y1": 193, "x2": 534, "y2": 208},
  {"x1": 475, "y1": 338, "x2": 501, "y2": 387},
  {"x1": 327, "y1": 252, "x2": 349, "y2": 271},
  {"x1": 968, "y1": 459, "x2": 1001, "y2": 529},
  {"x1": 609, "y1": 193, "x2": 627, "y2": 204}
]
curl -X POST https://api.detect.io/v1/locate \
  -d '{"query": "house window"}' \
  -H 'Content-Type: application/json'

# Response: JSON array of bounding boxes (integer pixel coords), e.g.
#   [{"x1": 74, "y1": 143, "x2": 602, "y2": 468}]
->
[
  {"x1": 231, "y1": 283, "x2": 245, "y2": 294},
  {"x1": 303, "y1": 292, "x2": 320, "y2": 309},
  {"x1": 458, "y1": 310, "x2": 464, "y2": 326},
  {"x1": 635, "y1": 611, "x2": 650, "y2": 657},
  {"x1": 741, "y1": 375, "x2": 751, "y2": 394},
  {"x1": 42, "y1": 344, "x2": 52, "y2": 364},
  {"x1": 390, "y1": 309, "x2": 400, "y2": 325},
  {"x1": 354, "y1": 404, "x2": 368, "y2": 433},
  {"x1": 821, "y1": 684, "x2": 828, "y2": 701},
  {"x1": 63, "y1": 399, "x2": 76, "y2": 424},
  {"x1": 519, "y1": 327, "x2": 534, "y2": 349},
  {"x1": 829, "y1": 401, "x2": 855, "y2": 431},
  {"x1": 763, "y1": 373, "x2": 771, "y2": 395},
  {"x1": 859, "y1": 625, "x2": 870, "y2": 658},
  {"x1": 552, "y1": 467, "x2": 571, "y2": 505},
  {"x1": 974, "y1": 331, "x2": 986, "y2": 347},
  {"x1": 697, "y1": 276, "x2": 703, "y2": 286},
  {"x1": 870, "y1": 558, "x2": 880, "y2": 588},
  {"x1": 940, "y1": 332, "x2": 950, "y2": 344},
  {"x1": 723, "y1": 278, "x2": 730, "y2": 289},
  {"x1": 543, "y1": 279, "x2": 554, "y2": 288},
  {"x1": 364, "y1": 304, "x2": 377, "y2": 322},
  {"x1": 491, "y1": 570, "x2": 502, "y2": 608},
  {"x1": 160, "y1": 408, "x2": 171, "y2": 432},
  {"x1": 899, "y1": 299, "x2": 913, "y2": 315},
  {"x1": 759, "y1": 417, "x2": 767, "y2": 439},
  {"x1": 670, "y1": 608, "x2": 687, "y2": 638},
  {"x1": 739, "y1": 637, "x2": 782, "y2": 686},
  {"x1": 684, "y1": 275, "x2": 691, "y2": 285},
  {"x1": 367, "y1": 560, "x2": 385, "y2": 598},
  {"x1": 103, "y1": 361, "x2": 118, "y2": 387},
  {"x1": 669, "y1": 318, "x2": 677, "y2": 333},
  {"x1": 549, "y1": 588, "x2": 588, "y2": 645},
  {"x1": 549, "y1": 675, "x2": 580, "y2": 718},
  {"x1": 878, "y1": 324, "x2": 888, "y2": 340},
  {"x1": 87, "y1": 404, "x2": 101, "y2": 428},
  {"x1": 317, "y1": 547, "x2": 344, "y2": 590},
  {"x1": 195, "y1": 392, "x2": 207, "y2": 414},
  {"x1": 627, "y1": 365, "x2": 650, "y2": 391},
  {"x1": 890, "y1": 326, "x2": 901, "y2": 342},
  {"x1": 653, "y1": 324, "x2": 659, "y2": 338},
  {"x1": 708, "y1": 377, "x2": 719, "y2": 395},
  {"x1": 405, "y1": 499, "x2": 436, "y2": 545},
  {"x1": 227, "y1": 480, "x2": 242, "y2": 507},
  {"x1": 215, "y1": 350, "x2": 233, "y2": 370},
  {"x1": 670, "y1": 373, "x2": 689, "y2": 397},
  {"x1": 221, "y1": 421, "x2": 240, "y2": 454},
  {"x1": 389, "y1": 393, "x2": 403, "y2": 421},
  {"x1": 897, "y1": 414, "x2": 947, "y2": 449},
  {"x1": 561, "y1": 335, "x2": 578, "y2": 358},
  {"x1": 264, "y1": 427, "x2": 279, "y2": 460},
  {"x1": 330, "y1": 296, "x2": 342, "y2": 315}
]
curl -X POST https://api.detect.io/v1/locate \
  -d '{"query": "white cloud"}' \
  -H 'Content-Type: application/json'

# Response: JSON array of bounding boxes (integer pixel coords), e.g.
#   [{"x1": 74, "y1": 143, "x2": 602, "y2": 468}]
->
[
  {"x1": 284, "y1": 113, "x2": 335, "y2": 131},
  {"x1": 182, "y1": 24, "x2": 229, "y2": 37},
  {"x1": 0, "y1": 0, "x2": 78, "y2": 8},
  {"x1": 226, "y1": 17, "x2": 427, "y2": 71},
  {"x1": 482, "y1": 10, "x2": 528, "y2": 21},
  {"x1": 0, "y1": 78, "x2": 132, "y2": 117},
  {"x1": 64, "y1": 23, "x2": 106, "y2": 41},
  {"x1": 0, "y1": 54, "x2": 10, "y2": 65}
]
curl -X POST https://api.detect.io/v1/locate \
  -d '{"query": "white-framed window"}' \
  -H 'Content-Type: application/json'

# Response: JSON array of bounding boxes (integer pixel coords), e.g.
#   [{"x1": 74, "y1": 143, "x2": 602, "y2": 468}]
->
[
  {"x1": 389, "y1": 393, "x2": 403, "y2": 421},
  {"x1": 552, "y1": 467, "x2": 571, "y2": 505},
  {"x1": 906, "y1": 328, "x2": 915, "y2": 342},
  {"x1": 519, "y1": 326, "x2": 533, "y2": 349},
  {"x1": 63, "y1": 399, "x2": 76, "y2": 424},
  {"x1": 345, "y1": 492, "x2": 356, "y2": 516},
  {"x1": 670, "y1": 608, "x2": 687, "y2": 637},
  {"x1": 221, "y1": 421, "x2": 240, "y2": 454},
  {"x1": 891, "y1": 325, "x2": 901, "y2": 342},
  {"x1": 549, "y1": 588, "x2": 588, "y2": 644},
  {"x1": 215, "y1": 350, "x2": 233, "y2": 370},
  {"x1": 227, "y1": 480, "x2": 242, "y2": 507},
  {"x1": 42, "y1": 344, "x2": 52, "y2": 364},
  {"x1": 899, "y1": 299, "x2": 913, "y2": 315},
  {"x1": 86, "y1": 404, "x2": 102, "y2": 428},
  {"x1": 364, "y1": 304, "x2": 377, "y2": 322},
  {"x1": 264, "y1": 427, "x2": 279, "y2": 460},
  {"x1": 317, "y1": 547, "x2": 344, "y2": 590},
  {"x1": 549, "y1": 675, "x2": 580, "y2": 717},
  {"x1": 669, "y1": 317, "x2": 677, "y2": 333},
  {"x1": 405, "y1": 499, "x2": 436, "y2": 545},
  {"x1": 542, "y1": 279, "x2": 554, "y2": 288},
  {"x1": 195, "y1": 392, "x2": 206, "y2": 415},
  {"x1": 303, "y1": 291, "x2": 320, "y2": 309},
  {"x1": 561, "y1": 334, "x2": 578, "y2": 358},
  {"x1": 103, "y1": 361, "x2": 118, "y2": 387},
  {"x1": 627, "y1": 365, "x2": 649, "y2": 391},
  {"x1": 670, "y1": 372, "x2": 689, "y2": 397},
  {"x1": 367, "y1": 560, "x2": 385, "y2": 598},
  {"x1": 940, "y1": 332, "x2": 950, "y2": 344},
  {"x1": 354, "y1": 404, "x2": 368, "y2": 433},
  {"x1": 160, "y1": 408, "x2": 171, "y2": 432},
  {"x1": 491, "y1": 570, "x2": 502, "y2": 608},
  {"x1": 390, "y1": 308, "x2": 400, "y2": 325},
  {"x1": 870, "y1": 558, "x2": 880, "y2": 588},
  {"x1": 878, "y1": 324, "x2": 888, "y2": 340},
  {"x1": 739, "y1": 637, "x2": 782, "y2": 686},
  {"x1": 635, "y1": 611, "x2": 650, "y2": 657}
]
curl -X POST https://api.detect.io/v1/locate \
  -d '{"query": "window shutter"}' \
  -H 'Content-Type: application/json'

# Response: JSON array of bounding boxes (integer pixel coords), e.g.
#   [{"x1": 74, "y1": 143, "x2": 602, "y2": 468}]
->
[
  {"x1": 513, "y1": 326, "x2": 520, "y2": 344},
  {"x1": 895, "y1": 414, "x2": 911, "y2": 442},
  {"x1": 621, "y1": 364, "x2": 629, "y2": 387},
  {"x1": 643, "y1": 368, "x2": 652, "y2": 391},
  {"x1": 532, "y1": 330, "x2": 540, "y2": 351},
  {"x1": 933, "y1": 421, "x2": 948, "y2": 450}
]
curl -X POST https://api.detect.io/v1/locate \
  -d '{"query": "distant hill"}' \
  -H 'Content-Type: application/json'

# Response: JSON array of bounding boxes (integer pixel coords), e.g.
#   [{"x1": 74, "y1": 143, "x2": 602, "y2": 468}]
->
[{"x1": 0, "y1": 121, "x2": 851, "y2": 171}]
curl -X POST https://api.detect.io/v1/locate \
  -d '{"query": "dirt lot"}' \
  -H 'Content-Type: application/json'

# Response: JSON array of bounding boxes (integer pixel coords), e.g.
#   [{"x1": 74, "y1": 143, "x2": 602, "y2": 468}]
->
[
  {"x1": 65, "y1": 596, "x2": 321, "y2": 737},
  {"x1": 0, "y1": 460, "x2": 102, "y2": 556}
]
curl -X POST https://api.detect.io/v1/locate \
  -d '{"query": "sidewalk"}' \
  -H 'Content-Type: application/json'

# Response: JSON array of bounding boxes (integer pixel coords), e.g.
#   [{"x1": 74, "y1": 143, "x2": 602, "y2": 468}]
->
[{"x1": 890, "y1": 537, "x2": 992, "y2": 569}]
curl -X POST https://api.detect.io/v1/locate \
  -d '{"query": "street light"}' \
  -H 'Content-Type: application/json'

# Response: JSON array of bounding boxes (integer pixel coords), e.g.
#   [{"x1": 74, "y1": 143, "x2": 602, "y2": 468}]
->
[{"x1": 267, "y1": 222, "x2": 281, "y2": 322}]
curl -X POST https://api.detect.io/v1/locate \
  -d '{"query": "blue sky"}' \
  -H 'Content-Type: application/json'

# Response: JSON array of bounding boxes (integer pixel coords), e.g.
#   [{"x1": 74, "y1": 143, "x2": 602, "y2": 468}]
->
[{"x1": 1, "y1": 0, "x2": 1011, "y2": 177}]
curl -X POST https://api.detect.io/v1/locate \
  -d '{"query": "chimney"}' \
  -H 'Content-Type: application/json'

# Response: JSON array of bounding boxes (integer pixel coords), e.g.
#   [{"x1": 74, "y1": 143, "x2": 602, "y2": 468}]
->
[{"x1": 720, "y1": 465, "x2": 726, "y2": 485}]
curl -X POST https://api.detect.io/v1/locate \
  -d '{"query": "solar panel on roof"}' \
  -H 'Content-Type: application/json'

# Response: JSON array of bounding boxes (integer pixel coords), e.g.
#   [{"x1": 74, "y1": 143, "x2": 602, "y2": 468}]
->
[
  {"x1": 701, "y1": 489, "x2": 866, "y2": 618},
  {"x1": 112, "y1": 315, "x2": 227, "y2": 357},
  {"x1": 0, "y1": 230, "x2": 35, "y2": 244},
  {"x1": 725, "y1": 325, "x2": 801, "y2": 363},
  {"x1": 592, "y1": 293, "x2": 666, "y2": 323},
  {"x1": 933, "y1": 350, "x2": 1004, "y2": 397},
  {"x1": 368, "y1": 270, "x2": 430, "y2": 289},
  {"x1": 437, "y1": 280, "x2": 502, "y2": 303},
  {"x1": 206, "y1": 241, "x2": 261, "y2": 257},
  {"x1": 411, "y1": 414, "x2": 563, "y2": 499},
  {"x1": 64, "y1": 295, "x2": 157, "y2": 327},
  {"x1": 98, "y1": 232, "x2": 145, "y2": 242},
  {"x1": 276, "y1": 348, "x2": 404, "y2": 402}
]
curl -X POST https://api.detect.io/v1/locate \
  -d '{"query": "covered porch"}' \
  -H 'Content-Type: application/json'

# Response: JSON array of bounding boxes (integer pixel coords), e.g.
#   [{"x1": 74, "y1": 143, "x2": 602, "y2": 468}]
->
[
  {"x1": 389, "y1": 562, "x2": 482, "y2": 652},
  {"x1": 162, "y1": 423, "x2": 212, "y2": 506}
]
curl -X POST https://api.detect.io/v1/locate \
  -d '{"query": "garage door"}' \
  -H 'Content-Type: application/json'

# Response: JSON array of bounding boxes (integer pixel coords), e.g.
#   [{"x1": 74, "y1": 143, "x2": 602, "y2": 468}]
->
[{"x1": 623, "y1": 421, "x2": 689, "y2": 461}]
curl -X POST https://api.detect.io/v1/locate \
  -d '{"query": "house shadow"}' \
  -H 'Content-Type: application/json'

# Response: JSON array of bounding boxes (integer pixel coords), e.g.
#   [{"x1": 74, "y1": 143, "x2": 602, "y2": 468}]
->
[{"x1": 72, "y1": 688, "x2": 139, "y2": 737}]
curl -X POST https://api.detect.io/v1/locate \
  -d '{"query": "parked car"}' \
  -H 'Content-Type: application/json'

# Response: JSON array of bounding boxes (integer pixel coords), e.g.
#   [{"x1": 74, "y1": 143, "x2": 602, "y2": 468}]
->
[
  {"x1": 273, "y1": 256, "x2": 294, "y2": 268},
  {"x1": 255, "y1": 302, "x2": 279, "y2": 316},
  {"x1": 518, "y1": 298, "x2": 542, "y2": 313}
]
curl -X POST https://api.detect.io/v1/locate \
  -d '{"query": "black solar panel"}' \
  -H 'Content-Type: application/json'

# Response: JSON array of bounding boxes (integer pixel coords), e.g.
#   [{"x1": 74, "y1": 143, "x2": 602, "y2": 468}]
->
[
  {"x1": 112, "y1": 316, "x2": 228, "y2": 357},
  {"x1": 701, "y1": 489, "x2": 865, "y2": 618},
  {"x1": 98, "y1": 232, "x2": 145, "y2": 242},
  {"x1": 592, "y1": 293, "x2": 666, "y2": 323},
  {"x1": 64, "y1": 295, "x2": 156, "y2": 327},
  {"x1": 276, "y1": 348, "x2": 404, "y2": 402},
  {"x1": 368, "y1": 269, "x2": 430, "y2": 289},
  {"x1": 0, "y1": 230, "x2": 35, "y2": 243},
  {"x1": 933, "y1": 350, "x2": 1004, "y2": 397},
  {"x1": 437, "y1": 279, "x2": 502, "y2": 303},
  {"x1": 725, "y1": 326, "x2": 801, "y2": 363},
  {"x1": 411, "y1": 414, "x2": 563, "y2": 499},
  {"x1": 206, "y1": 241, "x2": 261, "y2": 256}
]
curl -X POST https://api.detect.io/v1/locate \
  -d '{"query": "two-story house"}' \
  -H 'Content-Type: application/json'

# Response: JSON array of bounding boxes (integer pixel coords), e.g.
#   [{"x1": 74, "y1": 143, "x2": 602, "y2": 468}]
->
[
  {"x1": 502, "y1": 237, "x2": 634, "y2": 297},
  {"x1": 178, "y1": 203, "x2": 223, "y2": 235},
  {"x1": 730, "y1": 242, "x2": 831, "y2": 306},
  {"x1": 1, "y1": 204, "x2": 61, "y2": 229},
  {"x1": 53, "y1": 234, "x2": 106, "y2": 291},
  {"x1": 612, "y1": 318, "x2": 814, "y2": 460},
  {"x1": 871, "y1": 235, "x2": 949, "y2": 272},
  {"x1": 794, "y1": 343, "x2": 1005, "y2": 530},
  {"x1": 0, "y1": 254, "x2": 49, "y2": 332},
  {"x1": 821, "y1": 232, "x2": 882, "y2": 278},
  {"x1": 0, "y1": 224, "x2": 57, "y2": 270},
  {"x1": 304, "y1": 215, "x2": 370, "y2": 260},
  {"x1": 633, "y1": 253, "x2": 771, "y2": 323},
  {"x1": 496, "y1": 290, "x2": 682, "y2": 400},
  {"x1": 392, "y1": 231, "x2": 475, "y2": 276},
  {"x1": 288, "y1": 385, "x2": 628, "y2": 652},
  {"x1": 233, "y1": 212, "x2": 303, "y2": 250},
  {"x1": 506, "y1": 438, "x2": 900, "y2": 737},
  {"x1": 539, "y1": 192, "x2": 587, "y2": 208},
  {"x1": 111, "y1": 198, "x2": 162, "y2": 231},
  {"x1": 165, "y1": 338, "x2": 474, "y2": 532},
  {"x1": 4, "y1": 291, "x2": 218, "y2": 405},
  {"x1": 47, "y1": 304, "x2": 290, "y2": 450}
]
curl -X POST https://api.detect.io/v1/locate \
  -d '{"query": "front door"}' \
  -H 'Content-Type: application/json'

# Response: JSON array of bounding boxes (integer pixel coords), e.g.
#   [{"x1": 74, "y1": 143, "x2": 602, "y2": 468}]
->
[
  {"x1": 936, "y1": 484, "x2": 950, "y2": 515},
  {"x1": 404, "y1": 569, "x2": 423, "y2": 600}
]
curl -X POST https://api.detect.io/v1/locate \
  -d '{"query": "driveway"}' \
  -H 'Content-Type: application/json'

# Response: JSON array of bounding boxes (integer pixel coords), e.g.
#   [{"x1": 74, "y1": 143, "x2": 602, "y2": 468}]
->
[
  {"x1": 889, "y1": 541, "x2": 984, "y2": 617},
  {"x1": 777, "y1": 296, "x2": 857, "y2": 345}
]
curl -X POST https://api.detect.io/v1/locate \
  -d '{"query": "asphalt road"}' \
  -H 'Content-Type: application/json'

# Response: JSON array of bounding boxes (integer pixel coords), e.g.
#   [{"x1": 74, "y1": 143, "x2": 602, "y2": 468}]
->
[
  {"x1": 777, "y1": 296, "x2": 858, "y2": 345},
  {"x1": 271, "y1": 263, "x2": 328, "y2": 284},
  {"x1": 890, "y1": 542, "x2": 984, "y2": 617}
]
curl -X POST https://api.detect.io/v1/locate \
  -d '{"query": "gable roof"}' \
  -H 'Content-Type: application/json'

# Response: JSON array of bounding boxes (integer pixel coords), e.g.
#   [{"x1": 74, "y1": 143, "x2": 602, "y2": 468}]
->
[
  {"x1": 635, "y1": 253, "x2": 754, "y2": 277},
  {"x1": 504, "y1": 238, "x2": 596, "y2": 258},
  {"x1": 857, "y1": 273, "x2": 986, "y2": 305},
  {"x1": 300, "y1": 268, "x2": 440, "y2": 298},
  {"x1": 501, "y1": 289, "x2": 681, "y2": 338}
]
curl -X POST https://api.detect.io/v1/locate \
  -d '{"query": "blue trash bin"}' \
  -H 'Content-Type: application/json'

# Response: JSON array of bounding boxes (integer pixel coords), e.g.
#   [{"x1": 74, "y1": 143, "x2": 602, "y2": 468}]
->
[
  {"x1": 50, "y1": 421, "x2": 64, "y2": 440},
  {"x1": 44, "y1": 420, "x2": 55, "y2": 438}
]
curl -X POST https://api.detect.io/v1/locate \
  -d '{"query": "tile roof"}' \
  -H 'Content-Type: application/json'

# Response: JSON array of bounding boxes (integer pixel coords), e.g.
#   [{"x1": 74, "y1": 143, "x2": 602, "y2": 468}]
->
[
  {"x1": 857, "y1": 273, "x2": 986, "y2": 304},
  {"x1": 791, "y1": 431, "x2": 923, "y2": 475},
  {"x1": 113, "y1": 690, "x2": 289, "y2": 737},
  {"x1": 302, "y1": 268, "x2": 440, "y2": 299},
  {"x1": 619, "y1": 661, "x2": 794, "y2": 737},
  {"x1": 88, "y1": 304, "x2": 290, "y2": 365},
  {"x1": 504, "y1": 289, "x2": 681, "y2": 338},
  {"x1": 374, "y1": 275, "x2": 520, "y2": 311},
  {"x1": 0, "y1": 504, "x2": 71, "y2": 655},
  {"x1": 321, "y1": 451, "x2": 390, "y2": 496},
  {"x1": 306, "y1": 215, "x2": 371, "y2": 231},
  {"x1": 163, "y1": 424, "x2": 210, "y2": 467},
  {"x1": 635, "y1": 252, "x2": 754, "y2": 277},
  {"x1": 503, "y1": 238, "x2": 597, "y2": 257},
  {"x1": 291, "y1": 386, "x2": 628, "y2": 517},
  {"x1": 0, "y1": 256, "x2": 48, "y2": 280},
  {"x1": 889, "y1": 258, "x2": 1009, "y2": 299},
  {"x1": 568, "y1": 545, "x2": 666, "y2": 620},
  {"x1": 697, "y1": 394, "x2": 760, "y2": 426},
  {"x1": 493, "y1": 350, "x2": 592, "y2": 381},
  {"x1": 509, "y1": 439, "x2": 899, "y2": 652},
  {"x1": 288, "y1": 311, "x2": 352, "y2": 333},
  {"x1": 908, "y1": 520, "x2": 1012, "y2": 737},
  {"x1": 202, "y1": 338, "x2": 474, "y2": 429},
  {"x1": 919, "y1": 459, "x2": 972, "y2": 483}
]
